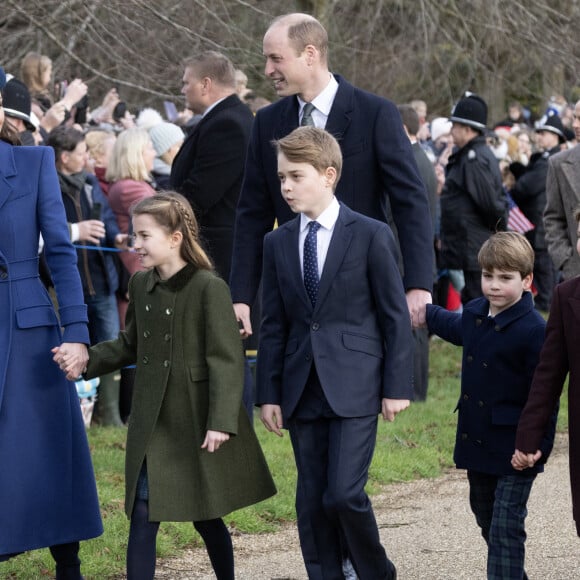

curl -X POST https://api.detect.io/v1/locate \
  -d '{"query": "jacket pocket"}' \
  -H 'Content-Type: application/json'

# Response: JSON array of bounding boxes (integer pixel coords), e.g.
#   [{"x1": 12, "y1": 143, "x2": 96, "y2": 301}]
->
[
  {"x1": 189, "y1": 365, "x2": 209, "y2": 382},
  {"x1": 16, "y1": 305, "x2": 59, "y2": 328},
  {"x1": 342, "y1": 332, "x2": 383, "y2": 358},
  {"x1": 285, "y1": 338, "x2": 299, "y2": 356}
]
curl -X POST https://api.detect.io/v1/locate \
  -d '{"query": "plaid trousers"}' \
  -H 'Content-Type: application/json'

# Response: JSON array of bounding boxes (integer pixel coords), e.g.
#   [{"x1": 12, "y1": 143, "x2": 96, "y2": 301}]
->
[{"x1": 467, "y1": 470, "x2": 536, "y2": 580}]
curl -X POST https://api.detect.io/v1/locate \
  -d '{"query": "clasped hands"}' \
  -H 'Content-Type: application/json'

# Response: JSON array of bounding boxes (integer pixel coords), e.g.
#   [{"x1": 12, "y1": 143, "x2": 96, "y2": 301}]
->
[{"x1": 51, "y1": 343, "x2": 89, "y2": 381}]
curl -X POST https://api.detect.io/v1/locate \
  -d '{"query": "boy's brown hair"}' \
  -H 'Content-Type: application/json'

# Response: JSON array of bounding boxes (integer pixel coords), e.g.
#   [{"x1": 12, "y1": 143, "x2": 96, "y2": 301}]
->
[
  {"x1": 478, "y1": 231, "x2": 535, "y2": 278},
  {"x1": 273, "y1": 127, "x2": 343, "y2": 188}
]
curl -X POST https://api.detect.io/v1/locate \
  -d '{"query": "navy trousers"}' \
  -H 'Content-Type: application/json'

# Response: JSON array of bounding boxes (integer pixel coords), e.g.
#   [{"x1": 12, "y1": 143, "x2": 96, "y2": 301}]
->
[{"x1": 288, "y1": 371, "x2": 395, "y2": 580}]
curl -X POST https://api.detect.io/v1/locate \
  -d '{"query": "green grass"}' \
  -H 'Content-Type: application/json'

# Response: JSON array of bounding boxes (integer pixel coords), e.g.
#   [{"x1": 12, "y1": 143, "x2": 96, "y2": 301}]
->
[{"x1": 3, "y1": 339, "x2": 569, "y2": 578}]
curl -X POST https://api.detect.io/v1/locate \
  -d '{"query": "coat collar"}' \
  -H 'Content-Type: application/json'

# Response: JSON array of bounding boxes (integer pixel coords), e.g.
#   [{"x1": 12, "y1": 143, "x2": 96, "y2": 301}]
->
[
  {"x1": 275, "y1": 74, "x2": 353, "y2": 140},
  {"x1": 559, "y1": 145, "x2": 580, "y2": 197},
  {"x1": 0, "y1": 140, "x2": 17, "y2": 211},
  {"x1": 145, "y1": 263, "x2": 199, "y2": 293},
  {"x1": 465, "y1": 291, "x2": 536, "y2": 329}
]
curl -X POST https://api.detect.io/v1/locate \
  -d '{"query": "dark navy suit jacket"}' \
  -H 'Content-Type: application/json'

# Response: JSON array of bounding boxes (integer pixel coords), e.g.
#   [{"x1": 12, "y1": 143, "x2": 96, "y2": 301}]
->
[
  {"x1": 256, "y1": 204, "x2": 414, "y2": 419},
  {"x1": 230, "y1": 75, "x2": 434, "y2": 307},
  {"x1": 171, "y1": 94, "x2": 253, "y2": 281}
]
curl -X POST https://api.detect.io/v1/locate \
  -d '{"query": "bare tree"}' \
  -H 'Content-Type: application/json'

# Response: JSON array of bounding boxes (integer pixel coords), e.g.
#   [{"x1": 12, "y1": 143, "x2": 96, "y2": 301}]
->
[{"x1": 1, "y1": 0, "x2": 579, "y2": 122}]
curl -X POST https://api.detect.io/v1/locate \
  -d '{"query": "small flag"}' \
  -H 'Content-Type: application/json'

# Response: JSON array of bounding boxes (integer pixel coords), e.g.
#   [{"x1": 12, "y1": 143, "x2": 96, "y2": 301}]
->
[{"x1": 507, "y1": 193, "x2": 535, "y2": 234}]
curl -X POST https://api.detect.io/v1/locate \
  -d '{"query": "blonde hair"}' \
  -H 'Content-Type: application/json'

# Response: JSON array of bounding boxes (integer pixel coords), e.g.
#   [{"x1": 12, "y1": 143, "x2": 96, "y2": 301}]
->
[
  {"x1": 183, "y1": 51, "x2": 236, "y2": 89},
  {"x1": 274, "y1": 127, "x2": 342, "y2": 188},
  {"x1": 106, "y1": 128, "x2": 152, "y2": 182},
  {"x1": 478, "y1": 232, "x2": 534, "y2": 278},
  {"x1": 20, "y1": 52, "x2": 52, "y2": 93},
  {"x1": 85, "y1": 129, "x2": 116, "y2": 166},
  {"x1": 132, "y1": 192, "x2": 213, "y2": 271}
]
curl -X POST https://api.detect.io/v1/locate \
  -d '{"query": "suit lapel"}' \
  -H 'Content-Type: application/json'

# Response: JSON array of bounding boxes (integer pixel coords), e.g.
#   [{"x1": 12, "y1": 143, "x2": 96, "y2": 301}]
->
[
  {"x1": 274, "y1": 98, "x2": 299, "y2": 140},
  {"x1": 324, "y1": 75, "x2": 354, "y2": 142},
  {"x1": 561, "y1": 147, "x2": 580, "y2": 202},
  {"x1": 316, "y1": 206, "x2": 353, "y2": 310},
  {"x1": 281, "y1": 218, "x2": 312, "y2": 310},
  {"x1": 0, "y1": 142, "x2": 17, "y2": 211}
]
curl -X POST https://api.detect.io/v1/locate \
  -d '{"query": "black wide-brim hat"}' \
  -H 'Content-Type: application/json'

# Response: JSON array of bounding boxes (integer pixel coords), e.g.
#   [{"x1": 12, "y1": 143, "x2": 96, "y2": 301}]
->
[{"x1": 450, "y1": 92, "x2": 488, "y2": 132}]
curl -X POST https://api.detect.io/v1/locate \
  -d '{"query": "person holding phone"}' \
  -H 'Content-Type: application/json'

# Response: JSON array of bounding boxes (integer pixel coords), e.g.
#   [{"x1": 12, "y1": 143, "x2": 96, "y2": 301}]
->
[{"x1": 47, "y1": 125, "x2": 128, "y2": 426}]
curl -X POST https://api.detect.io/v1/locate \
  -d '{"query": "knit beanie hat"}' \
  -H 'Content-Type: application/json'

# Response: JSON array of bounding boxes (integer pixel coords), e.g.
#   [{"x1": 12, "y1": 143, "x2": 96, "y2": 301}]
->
[
  {"x1": 149, "y1": 122, "x2": 184, "y2": 156},
  {"x1": 430, "y1": 117, "x2": 452, "y2": 142}
]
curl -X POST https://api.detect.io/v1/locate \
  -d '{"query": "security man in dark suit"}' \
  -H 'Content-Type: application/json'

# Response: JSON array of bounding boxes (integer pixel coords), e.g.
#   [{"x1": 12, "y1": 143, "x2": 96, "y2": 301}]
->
[
  {"x1": 170, "y1": 50, "x2": 254, "y2": 284},
  {"x1": 230, "y1": 13, "x2": 434, "y2": 340}
]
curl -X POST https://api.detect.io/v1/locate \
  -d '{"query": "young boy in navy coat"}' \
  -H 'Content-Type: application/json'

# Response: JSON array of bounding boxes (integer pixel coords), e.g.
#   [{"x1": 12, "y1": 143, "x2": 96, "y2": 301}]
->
[
  {"x1": 256, "y1": 126, "x2": 414, "y2": 579},
  {"x1": 425, "y1": 232, "x2": 557, "y2": 580}
]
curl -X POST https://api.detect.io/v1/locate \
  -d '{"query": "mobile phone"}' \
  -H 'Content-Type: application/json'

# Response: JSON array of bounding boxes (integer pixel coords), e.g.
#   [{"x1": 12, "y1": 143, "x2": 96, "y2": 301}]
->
[{"x1": 90, "y1": 202, "x2": 102, "y2": 221}]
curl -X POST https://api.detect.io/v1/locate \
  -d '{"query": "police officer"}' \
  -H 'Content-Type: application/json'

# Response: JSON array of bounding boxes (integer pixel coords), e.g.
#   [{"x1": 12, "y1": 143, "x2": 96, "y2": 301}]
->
[
  {"x1": 511, "y1": 112, "x2": 566, "y2": 310},
  {"x1": 440, "y1": 92, "x2": 508, "y2": 303}
]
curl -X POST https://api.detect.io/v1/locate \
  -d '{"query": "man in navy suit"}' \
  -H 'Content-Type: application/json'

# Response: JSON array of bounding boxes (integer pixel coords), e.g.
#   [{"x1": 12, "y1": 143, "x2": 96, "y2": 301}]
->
[
  {"x1": 230, "y1": 12, "x2": 434, "y2": 339},
  {"x1": 257, "y1": 127, "x2": 413, "y2": 580}
]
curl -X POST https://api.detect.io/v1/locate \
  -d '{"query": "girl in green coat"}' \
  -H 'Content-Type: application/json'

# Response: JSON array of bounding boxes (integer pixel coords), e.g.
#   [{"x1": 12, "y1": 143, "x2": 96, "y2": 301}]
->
[{"x1": 56, "y1": 192, "x2": 275, "y2": 579}]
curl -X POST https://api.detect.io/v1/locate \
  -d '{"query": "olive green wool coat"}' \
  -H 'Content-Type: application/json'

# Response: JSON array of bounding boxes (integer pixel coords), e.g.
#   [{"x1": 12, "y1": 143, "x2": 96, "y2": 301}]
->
[{"x1": 86, "y1": 264, "x2": 276, "y2": 521}]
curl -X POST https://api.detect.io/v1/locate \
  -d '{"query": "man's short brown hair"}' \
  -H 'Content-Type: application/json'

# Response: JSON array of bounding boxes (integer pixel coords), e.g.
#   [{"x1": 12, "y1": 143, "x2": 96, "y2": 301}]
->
[
  {"x1": 274, "y1": 127, "x2": 342, "y2": 188},
  {"x1": 478, "y1": 231, "x2": 535, "y2": 278},
  {"x1": 270, "y1": 13, "x2": 328, "y2": 63},
  {"x1": 183, "y1": 51, "x2": 236, "y2": 89}
]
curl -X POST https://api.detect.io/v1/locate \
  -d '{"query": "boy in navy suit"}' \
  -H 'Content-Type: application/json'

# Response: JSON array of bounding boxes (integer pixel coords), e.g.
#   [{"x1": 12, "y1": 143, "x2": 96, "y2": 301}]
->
[
  {"x1": 256, "y1": 126, "x2": 414, "y2": 579},
  {"x1": 424, "y1": 232, "x2": 557, "y2": 580}
]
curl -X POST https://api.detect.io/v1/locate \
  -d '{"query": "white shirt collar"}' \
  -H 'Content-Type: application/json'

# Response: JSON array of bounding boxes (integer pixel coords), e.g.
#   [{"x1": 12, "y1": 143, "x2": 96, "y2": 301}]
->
[
  {"x1": 203, "y1": 95, "x2": 229, "y2": 117},
  {"x1": 300, "y1": 196, "x2": 340, "y2": 233},
  {"x1": 297, "y1": 74, "x2": 339, "y2": 118}
]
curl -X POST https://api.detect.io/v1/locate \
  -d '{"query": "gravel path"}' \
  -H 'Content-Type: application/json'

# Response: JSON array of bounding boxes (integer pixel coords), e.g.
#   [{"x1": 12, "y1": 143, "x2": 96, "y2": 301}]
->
[{"x1": 157, "y1": 434, "x2": 579, "y2": 579}]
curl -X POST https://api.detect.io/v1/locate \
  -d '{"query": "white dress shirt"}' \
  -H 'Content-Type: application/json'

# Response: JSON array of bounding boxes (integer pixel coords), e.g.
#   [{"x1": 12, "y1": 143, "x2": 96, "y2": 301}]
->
[
  {"x1": 297, "y1": 74, "x2": 339, "y2": 129},
  {"x1": 299, "y1": 197, "x2": 340, "y2": 279}
]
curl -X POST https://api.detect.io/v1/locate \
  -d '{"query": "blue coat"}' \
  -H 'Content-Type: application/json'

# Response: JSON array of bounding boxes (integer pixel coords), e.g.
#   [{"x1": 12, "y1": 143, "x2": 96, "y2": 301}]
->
[
  {"x1": 230, "y1": 75, "x2": 434, "y2": 307},
  {"x1": 426, "y1": 292, "x2": 556, "y2": 475},
  {"x1": 256, "y1": 204, "x2": 414, "y2": 419},
  {"x1": 0, "y1": 142, "x2": 102, "y2": 556}
]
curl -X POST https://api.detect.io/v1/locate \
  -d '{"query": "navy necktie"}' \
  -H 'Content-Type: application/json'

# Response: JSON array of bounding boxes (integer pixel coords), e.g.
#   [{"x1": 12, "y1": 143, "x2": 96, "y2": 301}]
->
[
  {"x1": 301, "y1": 103, "x2": 316, "y2": 127},
  {"x1": 303, "y1": 221, "x2": 321, "y2": 306}
]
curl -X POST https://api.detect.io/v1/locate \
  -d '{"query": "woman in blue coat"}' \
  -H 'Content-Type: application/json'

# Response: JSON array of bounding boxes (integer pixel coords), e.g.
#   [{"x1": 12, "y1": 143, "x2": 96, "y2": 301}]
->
[{"x1": 0, "y1": 69, "x2": 102, "y2": 578}]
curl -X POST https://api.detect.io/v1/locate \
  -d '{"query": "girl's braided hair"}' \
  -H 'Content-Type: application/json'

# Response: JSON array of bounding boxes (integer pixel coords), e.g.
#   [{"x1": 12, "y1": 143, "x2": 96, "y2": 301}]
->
[{"x1": 131, "y1": 191, "x2": 213, "y2": 271}]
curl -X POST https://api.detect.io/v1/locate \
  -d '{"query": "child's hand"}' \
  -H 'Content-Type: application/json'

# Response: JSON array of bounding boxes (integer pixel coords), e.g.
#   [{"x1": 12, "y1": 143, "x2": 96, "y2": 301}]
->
[
  {"x1": 260, "y1": 404, "x2": 284, "y2": 437},
  {"x1": 511, "y1": 449, "x2": 542, "y2": 470},
  {"x1": 406, "y1": 289, "x2": 431, "y2": 328},
  {"x1": 52, "y1": 343, "x2": 89, "y2": 381},
  {"x1": 201, "y1": 430, "x2": 230, "y2": 453},
  {"x1": 381, "y1": 398, "x2": 410, "y2": 422}
]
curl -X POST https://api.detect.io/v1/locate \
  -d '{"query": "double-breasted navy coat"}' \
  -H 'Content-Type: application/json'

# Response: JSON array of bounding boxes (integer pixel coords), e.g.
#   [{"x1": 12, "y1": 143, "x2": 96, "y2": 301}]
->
[
  {"x1": 0, "y1": 142, "x2": 102, "y2": 556},
  {"x1": 427, "y1": 293, "x2": 556, "y2": 476}
]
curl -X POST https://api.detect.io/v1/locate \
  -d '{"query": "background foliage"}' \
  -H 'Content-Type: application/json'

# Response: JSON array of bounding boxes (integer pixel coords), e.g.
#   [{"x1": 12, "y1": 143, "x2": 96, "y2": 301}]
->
[{"x1": 2, "y1": 0, "x2": 580, "y2": 122}]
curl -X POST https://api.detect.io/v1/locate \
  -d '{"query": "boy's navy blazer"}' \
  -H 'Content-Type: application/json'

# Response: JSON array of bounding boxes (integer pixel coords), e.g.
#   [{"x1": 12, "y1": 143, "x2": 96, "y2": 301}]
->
[
  {"x1": 231, "y1": 74, "x2": 434, "y2": 307},
  {"x1": 256, "y1": 203, "x2": 414, "y2": 420}
]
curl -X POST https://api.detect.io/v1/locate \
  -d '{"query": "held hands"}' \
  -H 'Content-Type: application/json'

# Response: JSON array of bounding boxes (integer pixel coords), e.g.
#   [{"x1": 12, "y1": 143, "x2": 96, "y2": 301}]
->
[
  {"x1": 233, "y1": 303, "x2": 252, "y2": 338},
  {"x1": 406, "y1": 289, "x2": 432, "y2": 328},
  {"x1": 52, "y1": 343, "x2": 89, "y2": 381},
  {"x1": 201, "y1": 430, "x2": 230, "y2": 453},
  {"x1": 382, "y1": 398, "x2": 410, "y2": 422},
  {"x1": 260, "y1": 404, "x2": 284, "y2": 437},
  {"x1": 511, "y1": 449, "x2": 543, "y2": 470}
]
